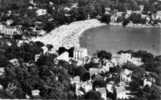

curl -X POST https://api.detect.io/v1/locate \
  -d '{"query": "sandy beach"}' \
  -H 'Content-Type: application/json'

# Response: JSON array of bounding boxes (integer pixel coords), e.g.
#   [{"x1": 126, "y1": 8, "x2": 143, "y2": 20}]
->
[{"x1": 32, "y1": 19, "x2": 106, "y2": 51}]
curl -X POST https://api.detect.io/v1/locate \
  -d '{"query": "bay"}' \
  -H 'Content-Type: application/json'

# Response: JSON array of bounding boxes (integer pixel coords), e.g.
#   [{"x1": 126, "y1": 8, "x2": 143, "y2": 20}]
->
[{"x1": 80, "y1": 25, "x2": 161, "y2": 55}]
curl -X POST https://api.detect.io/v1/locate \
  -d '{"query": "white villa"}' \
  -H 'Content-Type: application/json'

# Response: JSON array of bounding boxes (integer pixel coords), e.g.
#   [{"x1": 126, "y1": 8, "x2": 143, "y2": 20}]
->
[
  {"x1": 73, "y1": 48, "x2": 88, "y2": 65},
  {"x1": 115, "y1": 52, "x2": 143, "y2": 66},
  {"x1": 0, "y1": 24, "x2": 22, "y2": 36},
  {"x1": 120, "y1": 69, "x2": 133, "y2": 83}
]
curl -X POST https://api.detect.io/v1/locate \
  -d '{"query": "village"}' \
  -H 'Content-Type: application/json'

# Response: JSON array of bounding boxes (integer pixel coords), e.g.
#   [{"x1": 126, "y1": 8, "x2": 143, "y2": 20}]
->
[
  {"x1": 0, "y1": 25, "x2": 159, "y2": 99},
  {"x1": 0, "y1": 0, "x2": 160, "y2": 99}
]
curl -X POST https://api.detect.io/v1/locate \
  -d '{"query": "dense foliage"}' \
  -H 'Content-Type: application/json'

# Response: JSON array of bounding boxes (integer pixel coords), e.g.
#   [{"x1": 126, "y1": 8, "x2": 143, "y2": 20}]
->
[
  {"x1": 0, "y1": 0, "x2": 161, "y2": 99},
  {"x1": 0, "y1": 38, "x2": 160, "y2": 100},
  {"x1": 1, "y1": 0, "x2": 161, "y2": 37}
]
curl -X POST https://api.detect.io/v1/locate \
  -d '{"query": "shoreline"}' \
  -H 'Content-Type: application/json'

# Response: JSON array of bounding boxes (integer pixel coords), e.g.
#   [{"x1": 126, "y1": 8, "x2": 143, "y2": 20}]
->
[
  {"x1": 32, "y1": 19, "x2": 106, "y2": 51},
  {"x1": 32, "y1": 19, "x2": 160, "y2": 53},
  {"x1": 109, "y1": 22, "x2": 161, "y2": 28}
]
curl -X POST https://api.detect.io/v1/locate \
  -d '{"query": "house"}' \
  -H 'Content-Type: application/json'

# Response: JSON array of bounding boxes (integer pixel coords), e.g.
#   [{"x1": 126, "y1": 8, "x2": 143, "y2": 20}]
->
[
  {"x1": 118, "y1": 53, "x2": 132, "y2": 65},
  {"x1": 89, "y1": 68, "x2": 100, "y2": 76},
  {"x1": 93, "y1": 76, "x2": 106, "y2": 88},
  {"x1": 120, "y1": 69, "x2": 133, "y2": 83},
  {"x1": 156, "y1": 11, "x2": 161, "y2": 20},
  {"x1": 139, "y1": 5, "x2": 144, "y2": 12},
  {"x1": 116, "y1": 82, "x2": 133, "y2": 99},
  {"x1": 57, "y1": 52, "x2": 70, "y2": 62},
  {"x1": 111, "y1": 55, "x2": 120, "y2": 66},
  {"x1": 0, "y1": 67, "x2": 5, "y2": 76},
  {"x1": 105, "y1": 7, "x2": 111, "y2": 15},
  {"x1": 111, "y1": 15, "x2": 118, "y2": 23},
  {"x1": 106, "y1": 81, "x2": 117, "y2": 100},
  {"x1": 100, "y1": 66, "x2": 110, "y2": 73},
  {"x1": 120, "y1": 53, "x2": 132, "y2": 61},
  {"x1": 75, "y1": 84, "x2": 84, "y2": 96},
  {"x1": 75, "y1": 80, "x2": 92, "y2": 96},
  {"x1": 118, "y1": 52, "x2": 142, "y2": 66},
  {"x1": 0, "y1": 24, "x2": 4, "y2": 31},
  {"x1": 95, "y1": 88, "x2": 107, "y2": 100},
  {"x1": 35, "y1": 54, "x2": 41, "y2": 62},
  {"x1": 143, "y1": 73, "x2": 156, "y2": 88},
  {"x1": 130, "y1": 57, "x2": 143, "y2": 66},
  {"x1": 48, "y1": 1, "x2": 53, "y2": 5},
  {"x1": 6, "y1": 19, "x2": 14, "y2": 26},
  {"x1": 64, "y1": 7, "x2": 71, "y2": 11},
  {"x1": 0, "y1": 38, "x2": 12, "y2": 51},
  {"x1": 41, "y1": 46, "x2": 48, "y2": 54},
  {"x1": 73, "y1": 48, "x2": 88, "y2": 60},
  {"x1": 70, "y1": 76, "x2": 80, "y2": 84},
  {"x1": 36, "y1": 9, "x2": 47, "y2": 16},
  {"x1": 124, "y1": 10, "x2": 132, "y2": 19},
  {"x1": 81, "y1": 81, "x2": 93, "y2": 93},
  {"x1": 143, "y1": 78, "x2": 152, "y2": 87},
  {"x1": 25, "y1": 94, "x2": 31, "y2": 99},
  {"x1": 29, "y1": 0, "x2": 36, "y2": 6},
  {"x1": 0, "y1": 84, "x2": 3, "y2": 90},
  {"x1": 105, "y1": 7, "x2": 111, "y2": 12},
  {"x1": 71, "y1": 3, "x2": 78, "y2": 8},
  {"x1": 73, "y1": 48, "x2": 88, "y2": 64},
  {"x1": 151, "y1": 11, "x2": 161, "y2": 20},
  {"x1": 100, "y1": 60, "x2": 114, "y2": 73},
  {"x1": 116, "y1": 89, "x2": 132, "y2": 100},
  {"x1": 9, "y1": 58, "x2": 20, "y2": 67},
  {"x1": 91, "y1": 57, "x2": 100, "y2": 64},
  {"x1": 0, "y1": 24, "x2": 22, "y2": 37},
  {"x1": 31, "y1": 89, "x2": 40, "y2": 97},
  {"x1": 106, "y1": 82, "x2": 114, "y2": 93}
]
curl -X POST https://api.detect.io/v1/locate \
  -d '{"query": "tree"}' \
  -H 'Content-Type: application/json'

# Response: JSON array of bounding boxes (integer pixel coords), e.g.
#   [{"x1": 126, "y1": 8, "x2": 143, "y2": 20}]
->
[
  {"x1": 122, "y1": 18, "x2": 130, "y2": 26},
  {"x1": 84, "y1": 90, "x2": 102, "y2": 100},
  {"x1": 100, "y1": 14, "x2": 111, "y2": 24},
  {"x1": 132, "y1": 50, "x2": 154, "y2": 64},
  {"x1": 97, "y1": 50, "x2": 112, "y2": 60}
]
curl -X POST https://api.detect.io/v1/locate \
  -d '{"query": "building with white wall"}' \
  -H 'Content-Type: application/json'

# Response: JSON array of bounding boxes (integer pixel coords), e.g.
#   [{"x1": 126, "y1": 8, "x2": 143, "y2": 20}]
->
[
  {"x1": 73, "y1": 48, "x2": 88, "y2": 65},
  {"x1": 120, "y1": 69, "x2": 133, "y2": 83}
]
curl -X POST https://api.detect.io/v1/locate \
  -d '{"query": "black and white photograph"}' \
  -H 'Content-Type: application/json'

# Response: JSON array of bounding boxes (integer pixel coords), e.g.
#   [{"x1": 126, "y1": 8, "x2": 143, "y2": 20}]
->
[{"x1": 0, "y1": 0, "x2": 161, "y2": 99}]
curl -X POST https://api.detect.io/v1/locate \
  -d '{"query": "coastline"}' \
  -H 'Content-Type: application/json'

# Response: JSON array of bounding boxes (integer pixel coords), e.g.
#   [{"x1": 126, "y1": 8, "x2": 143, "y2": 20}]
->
[
  {"x1": 32, "y1": 19, "x2": 106, "y2": 51},
  {"x1": 32, "y1": 19, "x2": 160, "y2": 53},
  {"x1": 110, "y1": 22, "x2": 161, "y2": 28}
]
